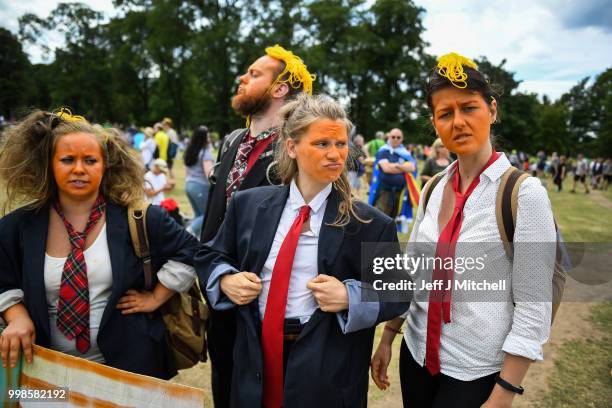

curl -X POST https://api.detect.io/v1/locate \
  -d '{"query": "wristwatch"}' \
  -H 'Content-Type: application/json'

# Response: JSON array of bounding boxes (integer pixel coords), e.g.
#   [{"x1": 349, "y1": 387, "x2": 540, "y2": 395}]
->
[{"x1": 495, "y1": 374, "x2": 524, "y2": 395}]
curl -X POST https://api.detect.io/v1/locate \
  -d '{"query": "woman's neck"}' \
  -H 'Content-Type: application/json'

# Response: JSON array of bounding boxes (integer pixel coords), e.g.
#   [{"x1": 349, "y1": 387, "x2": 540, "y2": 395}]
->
[
  {"x1": 456, "y1": 143, "x2": 493, "y2": 191},
  {"x1": 295, "y1": 174, "x2": 328, "y2": 204},
  {"x1": 57, "y1": 193, "x2": 99, "y2": 217}
]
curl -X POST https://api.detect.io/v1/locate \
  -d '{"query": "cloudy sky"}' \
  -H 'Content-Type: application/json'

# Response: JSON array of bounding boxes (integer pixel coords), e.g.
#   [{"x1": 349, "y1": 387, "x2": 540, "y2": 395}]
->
[{"x1": 1, "y1": 0, "x2": 611, "y2": 100}]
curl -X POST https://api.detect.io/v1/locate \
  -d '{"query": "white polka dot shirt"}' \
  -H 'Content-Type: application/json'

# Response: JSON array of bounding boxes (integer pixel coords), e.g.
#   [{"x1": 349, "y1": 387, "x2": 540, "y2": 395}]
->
[{"x1": 403, "y1": 153, "x2": 556, "y2": 381}]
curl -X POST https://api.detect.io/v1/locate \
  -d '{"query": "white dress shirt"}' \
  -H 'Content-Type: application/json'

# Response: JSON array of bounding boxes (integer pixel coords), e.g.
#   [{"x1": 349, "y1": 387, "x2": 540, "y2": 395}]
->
[{"x1": 403, "y1": 153, "x2": 556, "y2": 381}]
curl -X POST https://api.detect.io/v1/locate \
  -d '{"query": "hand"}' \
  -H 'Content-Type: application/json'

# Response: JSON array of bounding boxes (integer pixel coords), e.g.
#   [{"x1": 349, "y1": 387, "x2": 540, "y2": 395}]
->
[
  {"x1": 220, "y1": 272, "x2": 262, "y2": 305},
  {"x1": 0, "y1": 314, "x2": 35, "y2": 368},
  {"x1": 481, "y1": 385, "x2": 514, "y2": 408},
  {"x1": 116, "y1": 289, "x2": 164, "y2": 314},
  {"x1": 371, "y1": 342, "x2": 392, "y2": 390},
  {"x1": 306, "y1": 274, "x2": 349, "y2": 313}
]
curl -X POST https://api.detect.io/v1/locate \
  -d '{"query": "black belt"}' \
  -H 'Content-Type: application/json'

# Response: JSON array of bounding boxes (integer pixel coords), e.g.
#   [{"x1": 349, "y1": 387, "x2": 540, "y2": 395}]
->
[{"x1": 283, "y1": 318, "x2": 304, "y2": 342}]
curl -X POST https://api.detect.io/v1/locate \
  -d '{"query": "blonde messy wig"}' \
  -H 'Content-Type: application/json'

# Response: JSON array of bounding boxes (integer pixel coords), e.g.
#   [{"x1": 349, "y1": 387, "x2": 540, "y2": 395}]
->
[
  {"x1": 0, "y1": 110, "x2": 145, "y2": 214},
  {"x1": 276, "y1": 93, "x2": 370, "y2": 227}
]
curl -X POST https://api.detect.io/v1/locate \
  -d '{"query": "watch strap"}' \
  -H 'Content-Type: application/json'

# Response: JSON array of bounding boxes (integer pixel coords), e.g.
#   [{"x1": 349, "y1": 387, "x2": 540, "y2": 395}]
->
[{"x1": 495, "y1": 374, "x2": 524, "y2": 395}]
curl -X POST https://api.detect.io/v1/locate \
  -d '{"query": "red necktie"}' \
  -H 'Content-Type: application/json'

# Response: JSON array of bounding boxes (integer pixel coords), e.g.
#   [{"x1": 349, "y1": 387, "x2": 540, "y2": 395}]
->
[
  {"x1": 261, "y1": 205, "x2": 311, "y2": 408},
  {"x1": 53, "y1": 194, "x2": 106, "y2": 354},
  {"x1": 425, "y1": 151, "x2": 500, "y2": 375}
]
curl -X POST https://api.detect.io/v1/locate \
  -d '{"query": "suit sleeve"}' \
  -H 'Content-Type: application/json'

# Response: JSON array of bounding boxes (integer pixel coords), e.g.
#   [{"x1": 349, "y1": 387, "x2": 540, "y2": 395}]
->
[
  {"x1": 336, "y1": 218, "x2": 410, "y2": 333},
  {"x1": 145, "y1": 206, "x2": 199, "y2": 292},
  {"x1": 0, "y1": 215, "x2": 24, "y2": 313},
  {"x1": 194, "y1": 194, "x2": 241, "y2": 310}
]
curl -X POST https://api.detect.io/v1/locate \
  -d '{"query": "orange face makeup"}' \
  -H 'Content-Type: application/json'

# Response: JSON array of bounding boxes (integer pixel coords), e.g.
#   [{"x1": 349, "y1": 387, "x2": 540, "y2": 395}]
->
[
  {"x1": 290, "y1": 119, "x2": 348, "y2": 185},
  {"x1": 431, "y1": 87, "x2": 495, "y2": 156},
  {"x1": 53, "y1": 132, "x2": 105, "y2": 201}
]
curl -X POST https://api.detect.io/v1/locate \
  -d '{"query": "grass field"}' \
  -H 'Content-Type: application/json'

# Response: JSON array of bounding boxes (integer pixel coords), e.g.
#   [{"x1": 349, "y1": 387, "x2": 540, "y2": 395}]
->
[{"x1": 0, "y1": 155, "x2": 610, "y2": 407}]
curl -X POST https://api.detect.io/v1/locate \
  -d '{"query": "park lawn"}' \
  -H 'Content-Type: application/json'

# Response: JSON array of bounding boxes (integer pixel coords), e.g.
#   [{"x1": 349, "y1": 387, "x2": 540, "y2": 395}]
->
[{"x1": 535, "y1": 302, "x2": 612, "y2": 408}]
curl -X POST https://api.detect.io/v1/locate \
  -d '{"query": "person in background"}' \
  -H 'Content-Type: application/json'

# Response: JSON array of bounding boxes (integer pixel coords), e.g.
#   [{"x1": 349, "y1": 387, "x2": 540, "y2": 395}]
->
[
  {"x1": 183, "y1": 125, "x2": 214, "y2": 238},
  {"x1": 366, "y1": 130, "x2": 386, "y2": 158},
  {"x1": 370, "y1": 128, "x2": 416, "y2": 218},
  {"x1": 153, "y1": 122, "x2": 169, "y2": 162},
  {"x1": 140, "y1": 127, "x2": 157, "y2": 170},
  {"x1": 571, "y1": 153, "x2": 590, "y2": 194},
  {"x1": 132, "y1": 128, "x2": 145, "y2": 151},
  {"x1": 348, "y1": 134, "x2": 367, "y2": 192},
  {"x1": 420, "y1": 138, "x2": 451, "y2": 187},
  {"x1": 144, "y1": 159, "x2": 175, "y2": 205},
  {"x1": 553, "y1": 155, "x2": 567, "y2": 192},
  {"x1": 162, "y1": 118, "x2": 179, "y2": 177}
]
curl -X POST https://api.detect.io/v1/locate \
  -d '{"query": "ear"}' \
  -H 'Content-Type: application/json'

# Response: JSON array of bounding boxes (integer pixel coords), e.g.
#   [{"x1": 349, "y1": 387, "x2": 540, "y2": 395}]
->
[
  {"x1": 430, "y1": 115, "x2": 439, "y2": 136},
  {"x1": 286, "y1": 137, "x2": 297, "y2": 159},
  {"x1": 272, "y1": 82, "x2": 289, "y2": 99},
  {"x1": 489, "y1": 98, "x2": 498, "y2": 124}
]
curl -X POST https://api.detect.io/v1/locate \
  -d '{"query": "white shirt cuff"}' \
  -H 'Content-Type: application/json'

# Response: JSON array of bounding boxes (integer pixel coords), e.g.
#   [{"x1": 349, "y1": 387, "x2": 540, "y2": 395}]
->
[
  {"x1": 0, "y1": 289, "x2": 24, "y2": 313},
  {"x1": 157, "y1": 260, "x2": 196, "y2": 293}
]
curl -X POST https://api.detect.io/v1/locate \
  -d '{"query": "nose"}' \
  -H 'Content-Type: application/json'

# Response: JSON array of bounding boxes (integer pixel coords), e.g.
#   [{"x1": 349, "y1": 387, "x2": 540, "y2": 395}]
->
[
  {"x1": 452, "y1": 110, "x2": 466, "y2": 129},
  {"x1": 239, "y1": 73, "x2": 248, "y2": 84},
  {"x1": 73, "y1": 159, "x2": 85, "y2": 174},
  {"x1": 327, "y1": 145, "x2": 342, "y2": 160}
]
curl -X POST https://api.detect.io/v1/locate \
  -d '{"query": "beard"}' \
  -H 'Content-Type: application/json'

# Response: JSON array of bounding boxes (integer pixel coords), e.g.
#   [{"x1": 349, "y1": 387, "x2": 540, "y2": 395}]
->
[{"x1": 231, "y1": 87, "x2": 272, "y2": 117}]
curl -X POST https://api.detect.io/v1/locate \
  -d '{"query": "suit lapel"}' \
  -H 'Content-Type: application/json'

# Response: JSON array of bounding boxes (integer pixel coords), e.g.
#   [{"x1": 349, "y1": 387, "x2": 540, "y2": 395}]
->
[
  {"x1": 99, "y1": 203, "x2": 127, "y2": 332},
  {"x1": 317, "y1": 188, "x2": 344, "y2": 276},
  {"x1": 248, "y1": 185, "x2": 289, "y2": 275},
  {"x1": 299, "y1": 188, "x2": 344, "y2": 341},
  {"x1": 22, "y1": 206, "x2": 51, "y2": 345}
]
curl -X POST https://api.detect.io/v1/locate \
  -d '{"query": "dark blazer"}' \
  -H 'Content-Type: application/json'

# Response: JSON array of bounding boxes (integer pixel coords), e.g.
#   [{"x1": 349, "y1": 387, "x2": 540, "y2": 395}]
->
[
  {"x1": 0, "y1": 202, "x2": 199, "y2": 380},
  {"x1": 195, "y1": 185, "x2": 410, "y2": 407},
  {"x1": 201, "y1": 128, "x2": 278, "y2": 243}
]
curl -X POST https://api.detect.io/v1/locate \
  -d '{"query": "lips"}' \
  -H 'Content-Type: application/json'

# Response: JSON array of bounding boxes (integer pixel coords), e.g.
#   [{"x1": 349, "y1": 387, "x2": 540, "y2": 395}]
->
[
  {"x1": 454, "y1": 133, "x2": 471, "y2": 142},
  {"x1": 324, "y1": 163, "x2": 342, "y2": 170},
  {"x1": 69, "y1": 180, "x2": 89, "y2": 187}
]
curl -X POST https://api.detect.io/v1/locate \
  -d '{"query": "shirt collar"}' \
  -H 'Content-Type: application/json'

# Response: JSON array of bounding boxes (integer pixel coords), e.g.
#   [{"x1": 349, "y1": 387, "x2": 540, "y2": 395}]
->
[
  {"x1": 445, "y1": 152, "x2": 510, "y2": 183},
  {"x1": 481, "y1": 152, "x2": 511, "y2": 182},
  {"x1": 289, "y1": 179, "x2": 332, "y2": 214},
  {"x1": 247, "y1": 127, "x2": 278, "y2": 142}
]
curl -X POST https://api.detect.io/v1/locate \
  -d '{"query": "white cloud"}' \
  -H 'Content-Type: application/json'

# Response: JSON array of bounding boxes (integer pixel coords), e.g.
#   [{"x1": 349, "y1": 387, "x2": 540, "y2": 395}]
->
[
  {"x1": 415, "y1": 0, "x2": 612, "y2": 100},
  {"x1": 0, "y1": 0, "x2": 115, "y2": 63}
]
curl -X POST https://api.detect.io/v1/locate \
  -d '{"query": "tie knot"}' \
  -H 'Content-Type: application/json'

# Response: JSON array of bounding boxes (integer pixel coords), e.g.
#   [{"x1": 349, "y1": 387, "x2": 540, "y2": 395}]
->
[
  {"x1": 70, "y1": 232, "x2": 87, "y2": 249},
  {"x1": 299, "y1": 205, "x2": 311, "y2": 219}
]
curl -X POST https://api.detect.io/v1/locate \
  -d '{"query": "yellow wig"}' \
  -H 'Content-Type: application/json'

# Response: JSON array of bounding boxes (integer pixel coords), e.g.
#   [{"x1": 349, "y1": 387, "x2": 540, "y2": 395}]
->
[
  {"x1": 265, "y1": 44, "x2": 316, "y2": 95},
  {"x1": 436, "y1": 52, "x2": 478, "y2": 89}
]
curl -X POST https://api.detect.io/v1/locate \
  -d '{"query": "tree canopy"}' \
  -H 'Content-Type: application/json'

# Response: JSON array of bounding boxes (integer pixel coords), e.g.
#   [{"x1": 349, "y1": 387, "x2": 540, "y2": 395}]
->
[{"x1": 1, "y1": 0, "x2": 609, "y2": 157}]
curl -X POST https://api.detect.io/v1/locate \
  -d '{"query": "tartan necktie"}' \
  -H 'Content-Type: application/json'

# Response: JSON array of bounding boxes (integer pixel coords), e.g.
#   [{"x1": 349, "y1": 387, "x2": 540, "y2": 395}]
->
[
  {"x1": 261, "y1": 205, "x2": 311, "y2": 408},
  {"x1": 226, "y1": 133, "x2": 258, "y2": 200},
  {"x1": 53, "y1": 194, "x2": 106, "y2": 354},
  {"x1": 425, "y1": 151, "x2": 499, "y2": 375}
]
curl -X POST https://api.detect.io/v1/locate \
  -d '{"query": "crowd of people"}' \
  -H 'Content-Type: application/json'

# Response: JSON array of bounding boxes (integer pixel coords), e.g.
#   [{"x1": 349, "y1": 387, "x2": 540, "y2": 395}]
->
[{"x1": 0, "y1": 46, "x2": 593, "y2": 408}]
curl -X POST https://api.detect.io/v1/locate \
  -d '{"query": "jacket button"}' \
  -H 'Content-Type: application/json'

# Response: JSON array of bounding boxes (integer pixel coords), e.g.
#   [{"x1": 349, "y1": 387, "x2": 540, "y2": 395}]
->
[{"x1": 256, "y1": 372, "x2": 261, "y2": 382}]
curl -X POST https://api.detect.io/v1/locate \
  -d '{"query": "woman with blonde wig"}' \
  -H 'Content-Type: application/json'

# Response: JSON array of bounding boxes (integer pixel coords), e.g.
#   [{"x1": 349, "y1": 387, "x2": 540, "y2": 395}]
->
[
  {"x1": 196, "y1": 93, "x2": 409, "y2": 407},
  {"x1": 0, "y1": 110, "x2": 199, "y2": 379}
]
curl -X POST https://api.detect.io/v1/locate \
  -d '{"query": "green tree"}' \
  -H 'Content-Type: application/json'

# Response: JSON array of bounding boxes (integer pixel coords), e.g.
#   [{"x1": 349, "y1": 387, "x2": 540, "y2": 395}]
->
[
  {"x1": 590, "y1": 68, "x2": 612, "y2": 157},
  {"x1": 0, "y1": 28, "x2": 33, "y2": 119}
]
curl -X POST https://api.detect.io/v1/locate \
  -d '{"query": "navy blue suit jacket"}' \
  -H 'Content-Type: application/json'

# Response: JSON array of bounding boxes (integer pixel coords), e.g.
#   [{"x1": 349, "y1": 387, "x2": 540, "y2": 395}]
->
[
  {"x1": 0, "y1": 203, "x2": 199, "y2": 379},
  {"x1": 195, "y1": 185, "x2": 409, "y2": 407}
]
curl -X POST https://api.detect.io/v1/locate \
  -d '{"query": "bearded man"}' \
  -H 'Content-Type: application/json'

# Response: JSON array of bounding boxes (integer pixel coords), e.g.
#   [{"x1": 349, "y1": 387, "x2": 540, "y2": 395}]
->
[{"x1": 199, "y1": 45, "x2": 315, "y2": 408}]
